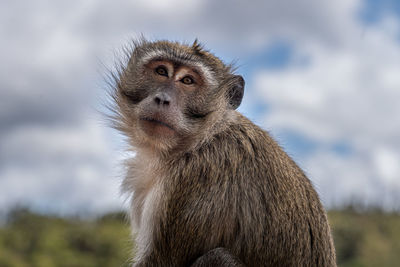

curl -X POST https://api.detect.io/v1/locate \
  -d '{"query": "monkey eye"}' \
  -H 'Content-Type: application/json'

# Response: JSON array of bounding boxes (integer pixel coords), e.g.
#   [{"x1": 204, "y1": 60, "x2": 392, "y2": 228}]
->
[
  {"x1": 155, "y1": 66, "x2": 168, "y2": 77},
  {"x1": 181, "y1": 76, "x2": 194, "y2": 85}
]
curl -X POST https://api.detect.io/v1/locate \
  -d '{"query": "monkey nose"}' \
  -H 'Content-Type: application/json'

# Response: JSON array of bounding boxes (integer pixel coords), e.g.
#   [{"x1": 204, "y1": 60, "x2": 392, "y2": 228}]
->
[{"x1": 154, "y1": 92, "x2": 171, "y2": 106}]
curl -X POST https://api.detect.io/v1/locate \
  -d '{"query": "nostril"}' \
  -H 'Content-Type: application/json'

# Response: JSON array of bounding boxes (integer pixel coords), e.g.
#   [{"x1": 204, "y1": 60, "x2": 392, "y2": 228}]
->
[{"x1": 154, "y1": 93, "x2": 171, "y2": 106}]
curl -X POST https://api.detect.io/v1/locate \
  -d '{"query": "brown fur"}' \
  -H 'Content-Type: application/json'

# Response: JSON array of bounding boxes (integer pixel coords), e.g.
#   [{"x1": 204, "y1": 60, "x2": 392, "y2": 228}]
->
[{"x1": 110, "y1": 39, "x2": 336, "y2": 266}]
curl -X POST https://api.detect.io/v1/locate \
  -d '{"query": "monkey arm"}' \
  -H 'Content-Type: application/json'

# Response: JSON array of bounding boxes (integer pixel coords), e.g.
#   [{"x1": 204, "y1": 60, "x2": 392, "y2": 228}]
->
[
  {"x1": 131, "y1": 157, "x2": 247, "y2": 266},
  {"x1": 132, "y1": 193, "x2": 243, "y2": 266},
  {"x1": 190, "y1": 247, "x2": 245, "y2": 267},
  {"x1": 133, "y1": 248, "x2": 244, "y2": 267}
]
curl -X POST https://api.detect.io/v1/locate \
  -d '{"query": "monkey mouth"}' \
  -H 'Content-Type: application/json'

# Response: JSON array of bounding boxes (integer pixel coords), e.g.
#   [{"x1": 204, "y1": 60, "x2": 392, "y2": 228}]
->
[{"x1": 140, "y1": 117, "x2": 175, "y2": 132}]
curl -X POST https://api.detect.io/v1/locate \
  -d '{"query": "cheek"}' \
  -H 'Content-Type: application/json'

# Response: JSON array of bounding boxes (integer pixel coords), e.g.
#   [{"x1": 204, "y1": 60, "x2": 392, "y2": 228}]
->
[
  {"x1": 121, "y1": 81, "x2": 155, "y2": 105},
  {"x1": 122, "y1": 90, "x2": 148, "y2": 104},
  {"x1": 183, "y1": 100, "x2": 211, "y2": 120},
  {"x1": 174, "y1": 79, "x2": 202, "y2": 94}
]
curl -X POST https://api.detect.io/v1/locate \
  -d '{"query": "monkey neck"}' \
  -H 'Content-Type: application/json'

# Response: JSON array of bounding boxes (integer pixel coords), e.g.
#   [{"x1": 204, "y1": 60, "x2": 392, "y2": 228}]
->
[{"x1": 167, "y1": 109, "x2": 238, "y2": 159}]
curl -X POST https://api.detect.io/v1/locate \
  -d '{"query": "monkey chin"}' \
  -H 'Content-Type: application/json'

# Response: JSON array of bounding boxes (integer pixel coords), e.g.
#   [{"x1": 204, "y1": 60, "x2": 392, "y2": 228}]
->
[{"x1": 139, "y1": 118, "x2": 176, "y2": 140}]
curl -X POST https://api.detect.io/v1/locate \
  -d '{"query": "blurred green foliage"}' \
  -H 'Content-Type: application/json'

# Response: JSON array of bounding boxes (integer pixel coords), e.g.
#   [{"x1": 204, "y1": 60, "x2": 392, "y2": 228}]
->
[
  {"x1": 330, "y1": 206, "x2": 400, "y2": 267},
  {"x1": 0, "y1": 206, "x2": 399, "y2": 266},
  {"x1": 0, "y1": 208, "x2": 132, "y2": 267}
]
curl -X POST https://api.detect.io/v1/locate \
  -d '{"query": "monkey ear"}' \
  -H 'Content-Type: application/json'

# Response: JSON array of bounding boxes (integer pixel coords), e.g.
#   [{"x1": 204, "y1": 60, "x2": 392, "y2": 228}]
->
[{"x1": 227, "y1": 75, "x2": 245, "y2": 109}]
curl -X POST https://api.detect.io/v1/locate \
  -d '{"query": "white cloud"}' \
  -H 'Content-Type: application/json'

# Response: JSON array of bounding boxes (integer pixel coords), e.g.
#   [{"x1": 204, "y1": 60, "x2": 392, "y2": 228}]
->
[
  {"x1": 0, "y1": 119, "x2": 126, "y2": 215},
  {"x1": 1, "y1": 0, "x2": 399, "y2": 213},
  {"x1": 253, "y1": 15, "x2": 400, "y2": 208},
  {"x1": 373, "y1": 147, "x2": 400, "y2": 187}
]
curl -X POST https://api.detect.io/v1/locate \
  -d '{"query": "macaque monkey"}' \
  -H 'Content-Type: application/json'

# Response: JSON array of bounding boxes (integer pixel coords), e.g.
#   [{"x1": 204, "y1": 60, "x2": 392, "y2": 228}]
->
[{"x1": 110, "y1": 39, "x2": 336, "y2": 266}]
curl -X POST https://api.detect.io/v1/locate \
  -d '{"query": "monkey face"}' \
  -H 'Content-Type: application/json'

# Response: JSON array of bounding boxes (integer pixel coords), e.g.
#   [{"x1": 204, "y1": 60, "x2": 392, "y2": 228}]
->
[
  {"x1": 114, "y1": 40, "x2": 244, "y2": 152},
  {"x1": 135, "y1": 59, "x2": 204, "y2": 138}
]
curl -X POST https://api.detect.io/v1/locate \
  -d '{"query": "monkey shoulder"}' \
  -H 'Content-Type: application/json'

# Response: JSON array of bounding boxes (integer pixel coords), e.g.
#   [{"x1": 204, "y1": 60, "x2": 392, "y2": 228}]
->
[
  {"x1": 205, "y1": 112, "x2": 324, "y2": 216},
  {"x1": 163, "y1": 112, "x2": 285, "y2": 215},
  {"x1": 216, "y1": 112, "x2": 286, "y2": 169}
]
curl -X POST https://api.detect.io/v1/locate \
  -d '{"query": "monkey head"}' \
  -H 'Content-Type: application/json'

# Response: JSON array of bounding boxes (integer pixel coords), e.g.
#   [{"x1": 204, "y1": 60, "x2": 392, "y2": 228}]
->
[{"x1": 112, "y1": 39, "x2": 244, "y2": 153}]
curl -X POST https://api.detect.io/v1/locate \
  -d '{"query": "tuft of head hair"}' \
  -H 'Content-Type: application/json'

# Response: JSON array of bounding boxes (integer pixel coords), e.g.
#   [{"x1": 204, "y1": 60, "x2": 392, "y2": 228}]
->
[{"x1": 192, "y1": 38, "x2": 205, "y2": 55}]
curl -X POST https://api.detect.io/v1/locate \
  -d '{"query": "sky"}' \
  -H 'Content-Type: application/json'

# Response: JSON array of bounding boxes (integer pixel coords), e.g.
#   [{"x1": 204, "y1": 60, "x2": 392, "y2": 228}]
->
[{"x1": 1, "y1": 0, "x2": 400, "y2": 215}]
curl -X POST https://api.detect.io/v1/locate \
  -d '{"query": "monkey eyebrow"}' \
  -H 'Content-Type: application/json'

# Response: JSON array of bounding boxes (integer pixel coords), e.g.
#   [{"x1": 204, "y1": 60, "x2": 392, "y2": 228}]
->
[
  {"x1": 147, "y1": 56, "x2": 196, "y2": 71},
  {"x1": 146, "y1": 56, "x2": 170, "y2": 64},
  {"x1": 190, "y1": 68, "x2": 202, "y2": 77}
]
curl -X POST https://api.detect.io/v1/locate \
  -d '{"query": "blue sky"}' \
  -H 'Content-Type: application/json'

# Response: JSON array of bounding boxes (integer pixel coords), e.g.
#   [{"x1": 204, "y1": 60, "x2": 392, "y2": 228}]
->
[{"x1": 1, "y1": 0, "x2": 400, "y2": 215}]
